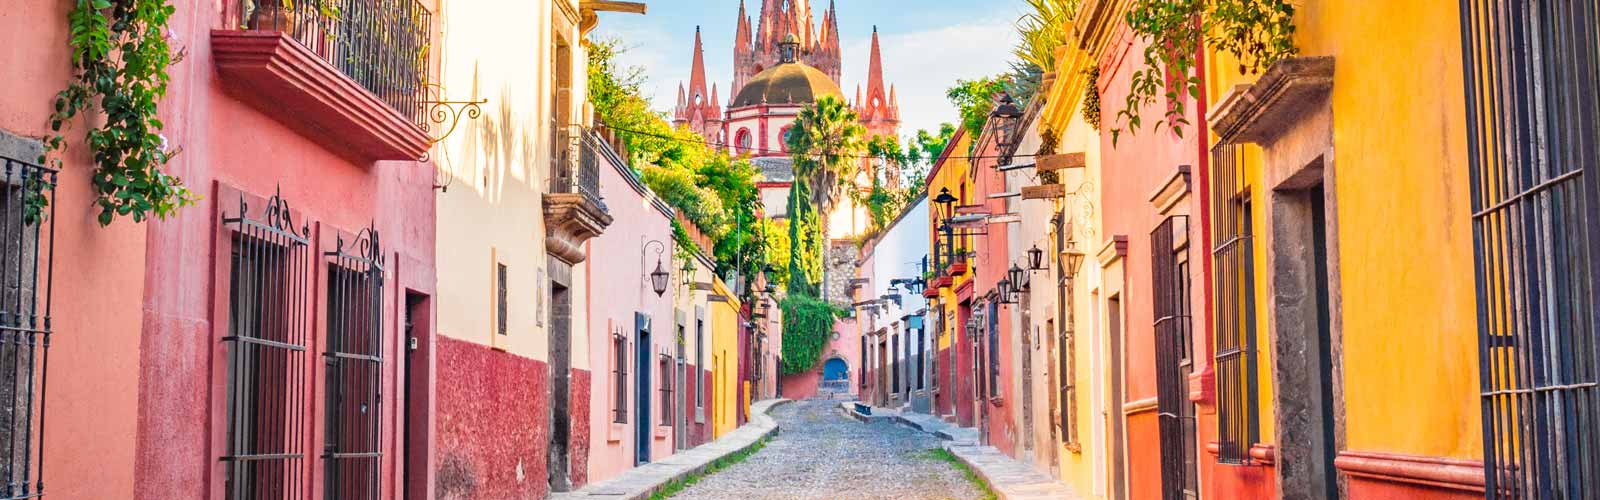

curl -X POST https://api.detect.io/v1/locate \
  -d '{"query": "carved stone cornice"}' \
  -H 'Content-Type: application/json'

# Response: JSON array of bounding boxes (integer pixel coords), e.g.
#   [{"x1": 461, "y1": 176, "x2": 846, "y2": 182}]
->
[
  {"x1": 1207, "y1": 56, "x2": 1335, "y2": 144},
  {"x1": 543, "y1": 192, "x2": 613, "y2": 264}
]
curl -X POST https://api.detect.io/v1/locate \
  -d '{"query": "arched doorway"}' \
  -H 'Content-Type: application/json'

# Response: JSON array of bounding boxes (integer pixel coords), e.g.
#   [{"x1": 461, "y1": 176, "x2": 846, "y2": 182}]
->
[{"x1": 820, "y1": 357, "x2": 850, "y2": 396}]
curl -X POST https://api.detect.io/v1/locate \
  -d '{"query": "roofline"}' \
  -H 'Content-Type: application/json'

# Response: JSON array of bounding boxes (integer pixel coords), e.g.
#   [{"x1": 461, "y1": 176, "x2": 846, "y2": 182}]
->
[{"x1": 924, "y1": 126, "x2": 969, "y2": 183}]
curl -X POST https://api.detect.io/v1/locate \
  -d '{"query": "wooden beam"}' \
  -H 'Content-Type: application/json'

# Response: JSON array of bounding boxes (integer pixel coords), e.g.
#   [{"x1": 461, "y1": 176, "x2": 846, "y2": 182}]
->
[
  {"x1": 1036, "y1": 152, "x2": 1086, "y2": 172},
  {"x1": 1020, "y1": 184, "x2": 1067, "y2": 200},
  {"x1": 581, "y1": 1, "x2": 648, "y2": 14}
]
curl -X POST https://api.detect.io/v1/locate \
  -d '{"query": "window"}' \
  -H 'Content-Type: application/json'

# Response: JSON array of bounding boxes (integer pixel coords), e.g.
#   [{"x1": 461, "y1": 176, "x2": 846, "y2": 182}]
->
[
  {"x1": 735, "y1": 129, "x2": 753, "y2": 155},
  {"x1": 1463, "y1": 2, "x2": 1600, "y2": 495},
  {"x1": 496, "y1": 263, "x2": 508, "y2": 337},
  {"x1": 1211, "y1": 143, "x2": 1259, "y2": 464},
  {"x1": 695, "y1": 316, "x2": 704, "y2": 410},
  {"x1": 987, "y1": 301, "x2": 1000, "y2": 401},
  {"x1": 0, "y1": 156, "x2": 54, "y2": 498},
  {"x1": 221, "y1": 192, "x2": 311, "y2": 499},
  {"x1": 324, "y1": 228, "x2": 384, "y2": 499},
  {"x1": 1153, "y1": 216, "x2": 1198, "y2": 498},
  {"x1": 613, "y1": 330, "x2": 627, "y2": 423},
  {"x1": 891, "y1": 334, "x2": 900, "y2": 393},
  {"x1": 916, "y1": 327, "x2": 925, "y2": 390},
  {"x1": 659, "y1": 355, "x2": 673, "y2": 426}
]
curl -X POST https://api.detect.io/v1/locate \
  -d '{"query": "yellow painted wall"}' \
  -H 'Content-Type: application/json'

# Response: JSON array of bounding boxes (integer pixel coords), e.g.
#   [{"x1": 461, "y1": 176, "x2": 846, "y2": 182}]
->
[
  {"x1": 1204, "y1": 0, "x2": 1477, "y2": 459},
  {"x1": 711, "y1": 278, "x2": 742, "y2": 437},
  {"x1": 929, "y1": 131, "x2": 976, "y2": 351}
]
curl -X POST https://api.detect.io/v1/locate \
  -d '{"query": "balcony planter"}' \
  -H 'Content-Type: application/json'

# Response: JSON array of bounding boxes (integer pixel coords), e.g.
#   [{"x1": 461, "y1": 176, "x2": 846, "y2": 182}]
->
[
  {"x1": 935, "y1": 276, "x2": 954, "y2": 289},
  {"x1": 923, "y1": 287, "x2": 940, "y2": 299},
  {"x1": 1021, "y1": 184, "x2": 1067, "y2": 200},
  {"x1": 946, "y1": 261, "x2": 969, "y2": 277}
]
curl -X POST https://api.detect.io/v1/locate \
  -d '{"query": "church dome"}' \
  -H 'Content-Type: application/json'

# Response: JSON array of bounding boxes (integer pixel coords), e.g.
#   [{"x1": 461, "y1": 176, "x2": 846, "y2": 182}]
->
[{"x1": 731, "y1": 61, "x2": 843, "y2": 108}]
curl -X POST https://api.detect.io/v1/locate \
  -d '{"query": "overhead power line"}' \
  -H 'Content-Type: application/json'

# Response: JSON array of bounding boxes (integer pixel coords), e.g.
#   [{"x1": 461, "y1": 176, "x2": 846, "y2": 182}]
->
[{"x1": 592, "y1": 122, "x2": 1042, "y2": 163}]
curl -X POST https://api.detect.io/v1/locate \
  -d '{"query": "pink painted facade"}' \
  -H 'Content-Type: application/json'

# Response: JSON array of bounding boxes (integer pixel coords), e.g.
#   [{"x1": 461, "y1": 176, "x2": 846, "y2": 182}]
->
[
  {"x1": 779, "y1": 316, "x2": 861, "y2": 400},
  {"x1": 970, "y1": 126, "x2": 1017, "y2": 455},
  {"x1": 583, "y1": 136, "x2": 680, "y2": 482},
  {"x1": 3, "y1": 2, "x2": 440, "y2": 499}
]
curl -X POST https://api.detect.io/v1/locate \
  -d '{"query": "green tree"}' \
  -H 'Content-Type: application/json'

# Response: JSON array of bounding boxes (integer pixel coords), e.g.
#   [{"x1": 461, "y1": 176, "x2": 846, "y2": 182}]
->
[
  {"x1": 783, "y1": 95, "x2": 867, "y2": 294},
  {"x1": 946, "y1": 77, "x2": 1010, "y2": 152}
]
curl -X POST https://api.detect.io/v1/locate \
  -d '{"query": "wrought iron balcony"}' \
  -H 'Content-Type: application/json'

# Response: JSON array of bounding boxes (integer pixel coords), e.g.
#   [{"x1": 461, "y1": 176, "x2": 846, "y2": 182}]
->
[
  {"x1": 549, "y1": 129, "x2": 607, "y2": 209},
  {"x1": 245, "y1": 0, "x2": 432, "y2": 125},
  {"x1": 543, "y1": 127, "x2": 614, "y2": 264}
]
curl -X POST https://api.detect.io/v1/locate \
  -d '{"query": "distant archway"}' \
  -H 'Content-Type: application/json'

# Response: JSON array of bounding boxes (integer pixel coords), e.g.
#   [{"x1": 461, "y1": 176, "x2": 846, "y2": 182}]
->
[{"x1": 822, "y1": 357, "x2": 849, "y2": 382}]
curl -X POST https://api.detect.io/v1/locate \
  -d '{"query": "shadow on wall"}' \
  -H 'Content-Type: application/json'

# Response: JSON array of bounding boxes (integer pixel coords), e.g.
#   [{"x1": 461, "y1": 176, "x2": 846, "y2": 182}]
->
[{"x1": 440, "y1": 61, "x2": 537, "y2": 199}]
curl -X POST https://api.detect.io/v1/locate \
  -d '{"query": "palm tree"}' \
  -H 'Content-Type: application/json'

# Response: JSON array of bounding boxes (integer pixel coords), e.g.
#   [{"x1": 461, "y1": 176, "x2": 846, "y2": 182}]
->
[{"x1": 783, "y1": 95, "x2": 867, "y2": 294}]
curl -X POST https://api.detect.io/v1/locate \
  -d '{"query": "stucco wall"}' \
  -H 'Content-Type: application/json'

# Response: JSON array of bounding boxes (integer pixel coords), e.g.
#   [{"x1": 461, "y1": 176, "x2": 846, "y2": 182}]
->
[{"x1": 436, "y1": 337, "x2": 550, "y2": 500}]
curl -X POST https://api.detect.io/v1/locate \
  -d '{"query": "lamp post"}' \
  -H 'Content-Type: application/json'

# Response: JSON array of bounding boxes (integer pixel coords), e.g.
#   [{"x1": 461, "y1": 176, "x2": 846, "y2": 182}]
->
[
  {"x1": 989, "y1": 93, "x2": 1025, "y2": 154},
  {"x1": 644, "y1": 239, "x2": 670, "y2": 297},
  {"x1": 933, "y1": 187, "x2": 958, "y2": 270}
]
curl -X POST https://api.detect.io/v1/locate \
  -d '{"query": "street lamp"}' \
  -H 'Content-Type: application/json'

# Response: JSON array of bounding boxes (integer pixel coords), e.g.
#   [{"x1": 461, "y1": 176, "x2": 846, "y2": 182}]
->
[
  {"x1": 1008, "y1": 263, "x2": 1027, "y2": 292},
  {"x1": 1059, "y1": 235, "x2": 1086, "y2": 281},
  {"x1": 996, "y1": 278, "x2": 1014, "y2": 304},
  {"x1": 1028, "y1": 245, "x2": 1046, "y2": 271},
  {"x1": 989, "y1": 93, "x2": 1025, "y2": 152},
  {"x1": 650, "y1": 260, "x2": 670, "y2": 297}
]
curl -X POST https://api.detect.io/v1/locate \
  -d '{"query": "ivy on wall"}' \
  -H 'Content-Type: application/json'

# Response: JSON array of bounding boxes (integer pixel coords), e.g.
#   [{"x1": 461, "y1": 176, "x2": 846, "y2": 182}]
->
[
  {"x1": 779, "y1": 293, "x2": 844, "y2": 375},
  {"x1": 1111, "y1": 0, "x2": 1296, "y2": 145},
  {"x1": 46, "y1": 0, "x2": 196, "y2": 225}
]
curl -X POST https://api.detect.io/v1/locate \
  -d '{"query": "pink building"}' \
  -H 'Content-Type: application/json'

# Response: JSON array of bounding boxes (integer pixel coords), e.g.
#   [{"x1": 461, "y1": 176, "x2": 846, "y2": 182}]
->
[
  {"x1": 5, "y1": 0, "x2": 442, "y2": 498},
  {"x1": 584, "y1": 132, "x2": 683, "y2": 482}
]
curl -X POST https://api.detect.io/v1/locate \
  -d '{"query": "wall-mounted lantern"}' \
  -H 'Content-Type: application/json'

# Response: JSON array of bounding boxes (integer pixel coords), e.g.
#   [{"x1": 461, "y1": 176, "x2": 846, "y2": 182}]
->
[
  {"x1": 1059, "y1": 235, "x2": 1086, "y2": 281},
  {"x1": 650, "y1": 260, "x2": 670, "y2": 297},
  {"x1": 1008, "y1": 263, "x2": 1027, "y2": 292},
  {"x1": 1028, "y1": 245, "x2": 1046, "y2": 271}
]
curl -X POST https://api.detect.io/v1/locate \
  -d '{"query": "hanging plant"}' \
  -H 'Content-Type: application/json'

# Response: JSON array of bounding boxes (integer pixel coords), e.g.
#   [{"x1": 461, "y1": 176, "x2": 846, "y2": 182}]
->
[
  {"x1": 1081, "y1": 66, "x2": 1102, "y2": 130},
  {"x1": 44, "y1": 0, "x2": 196, "y2": 226},
  {"x1": 1111, "y1": 0, "x2": 1296, "y2": 145}
]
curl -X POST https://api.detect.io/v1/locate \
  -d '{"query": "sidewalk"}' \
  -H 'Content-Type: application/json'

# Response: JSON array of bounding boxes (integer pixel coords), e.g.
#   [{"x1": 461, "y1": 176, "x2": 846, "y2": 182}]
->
[
  {"x1": 553, "y1": 398, "x2": 792, "y2": 500},
  {"x1": 845, "y1": 403, "x2": 1079, "y2": 500}
]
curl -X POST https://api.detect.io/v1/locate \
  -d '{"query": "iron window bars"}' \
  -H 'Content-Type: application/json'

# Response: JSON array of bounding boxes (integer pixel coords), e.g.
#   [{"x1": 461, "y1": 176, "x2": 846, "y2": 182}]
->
[
  {"x1": 1210, "y1": 143, "x2": 1260, "y2": 465},
  {"x1": 613, "y1": 330, "x2": 627, "y2": 424},
  {"x1": 1462, "y1": 0, "x2": 1600, "y2": 497},
  {"x1": 0, "y1": 157, "x2": 55, "y2": 500},
  {"x1": 1153, "y1": 216, "x2": 1198, "y2": 499},
  {"x1": 221, "y1": 190, "x2": 312, "y2": 499},
  {"x1": 550, "y1": 130, "x2": 607, "y2": 207},
  {"x1": 695, "y1": 318, "x2": 704, "y2": 410},
  {"x1": 496, "y1": 264, "x2": 508, "y2": 338},
  {"x1": 243, "y1": 0, "x2": 432, "y2": 128},
  {"x1": 659, "y1": 354, "x2": 673, "y2": 426},
  {"x1": 324, "y1": 227, "x2": 383, "y2": 499}
]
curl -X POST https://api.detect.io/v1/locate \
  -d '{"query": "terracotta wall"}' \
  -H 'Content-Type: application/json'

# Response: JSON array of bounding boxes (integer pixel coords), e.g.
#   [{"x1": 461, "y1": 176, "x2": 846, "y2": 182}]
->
[{"x1": 435, "y1": 337, "x2": 550, "y2": 499}]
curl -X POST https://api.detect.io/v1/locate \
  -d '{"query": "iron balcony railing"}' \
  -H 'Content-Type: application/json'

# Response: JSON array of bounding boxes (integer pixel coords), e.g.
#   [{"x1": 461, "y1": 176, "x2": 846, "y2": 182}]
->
[
  {"x1": 245, "y1": 0, "x2": 432, "y2": 127},
  {"x1": 550, "y1": 130, "x2": 607, "y2": 209}
]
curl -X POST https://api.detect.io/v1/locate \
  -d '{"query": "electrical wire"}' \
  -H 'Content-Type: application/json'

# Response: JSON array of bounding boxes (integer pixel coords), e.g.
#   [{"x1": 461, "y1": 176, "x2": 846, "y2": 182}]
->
[{"x1": 592, "y1": 122, "x2": 1043, "y2": 162}]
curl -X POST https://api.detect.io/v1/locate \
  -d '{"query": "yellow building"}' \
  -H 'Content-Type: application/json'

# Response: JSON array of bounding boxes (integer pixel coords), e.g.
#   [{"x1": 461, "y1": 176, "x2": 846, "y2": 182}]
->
[
  {"x1": 710, "y1": 275, "x2": 744, "y2": 437},
  {"x1": 1200, "y1": 1, "x2": 1483, "y2": 497},
  {"x1": 924, "y1": 130, "x2": 979, "y2": 426}
]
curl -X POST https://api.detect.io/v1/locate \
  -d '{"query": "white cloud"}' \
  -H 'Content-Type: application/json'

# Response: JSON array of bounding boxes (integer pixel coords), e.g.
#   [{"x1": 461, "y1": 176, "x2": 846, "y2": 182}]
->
[{"x1": 841, "y1": 16, "x2": 1018, "y2": 138}]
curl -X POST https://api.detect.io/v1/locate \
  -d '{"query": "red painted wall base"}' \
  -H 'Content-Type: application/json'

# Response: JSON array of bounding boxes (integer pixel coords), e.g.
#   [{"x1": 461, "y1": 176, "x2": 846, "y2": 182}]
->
[{"x1": 436, "y1": 337, "x2": 550, "y2": 500}]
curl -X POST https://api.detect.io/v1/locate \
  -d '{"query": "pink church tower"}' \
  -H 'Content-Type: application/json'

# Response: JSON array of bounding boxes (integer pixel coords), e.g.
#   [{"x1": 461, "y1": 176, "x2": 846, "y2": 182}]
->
[
  {"x1": 855, "y1": 26, "x2": 900, "y2": 140},
  {"x1": 673, "y1": 26, "x2": 725, "y2": 142}
]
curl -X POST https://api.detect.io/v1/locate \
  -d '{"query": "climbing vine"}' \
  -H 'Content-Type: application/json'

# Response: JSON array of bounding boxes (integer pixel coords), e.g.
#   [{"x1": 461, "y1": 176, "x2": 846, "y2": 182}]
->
[
  {"x1": 1111, "y1": 0, "x2": 1296, "y2": 145},
  {"x1": 779, "y1": 293, "x2": 845, "y2": 375},
  {"x1": 1081, "y1": 66, "x2": 1102, "y2": 130},
  {"x1": 46, "y1": 0, "x2": 195, "y2": 225}
]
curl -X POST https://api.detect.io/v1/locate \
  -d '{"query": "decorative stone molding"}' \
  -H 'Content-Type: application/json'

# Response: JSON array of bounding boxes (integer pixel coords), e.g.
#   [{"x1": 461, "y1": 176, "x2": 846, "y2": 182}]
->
[
  {"x1": 543, "y1": 192, "x2": 613, "y2": 264},
  {"x1": 1148, "y1": 165, "x2": 1191, "y2": 215},
  {"x1": 1207, "y1": 56, "x2": 1335, "y2": 145},
  {"x1": 211, "y1": 31, "x2": 430, "y2": 162},
  {"x1": 1335, "y1": 450, "x2": 1485, "y2": 492},
  {"x1": 1097, "y1": 235, "x2": 1128, "y2": 268}
]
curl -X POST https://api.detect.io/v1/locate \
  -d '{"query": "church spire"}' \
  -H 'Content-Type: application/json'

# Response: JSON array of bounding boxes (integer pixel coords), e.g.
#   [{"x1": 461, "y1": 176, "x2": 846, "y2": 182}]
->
[
  {"x1": 857, "y1": 26, "x2": 900, "y2": 138},
  {"x1": 675, "y1": 26, "x2": 723, "y2": 140}
]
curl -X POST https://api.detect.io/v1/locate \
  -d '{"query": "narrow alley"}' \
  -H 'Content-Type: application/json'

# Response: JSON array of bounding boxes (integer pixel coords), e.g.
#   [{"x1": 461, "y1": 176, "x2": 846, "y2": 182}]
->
[{"x1": 672, "y1": 401, "x2": 983, "y2": 500}]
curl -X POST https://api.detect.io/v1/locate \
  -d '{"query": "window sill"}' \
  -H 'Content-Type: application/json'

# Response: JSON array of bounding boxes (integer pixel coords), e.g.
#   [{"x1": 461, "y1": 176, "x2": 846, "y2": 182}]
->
[
  {"x1": 989, "y1": 396, "x2": 1005, "y2": 407},
  {"x1": 695, "y1": 407, "x2": 704, "y2": 424},
  {"x1": 654, "y1": 426, "x2": 671, "y2": 440},
  {"x1": 211, "y1": 30, "x2": 430, "y2": 163},
  {"x1": 607, "y1": 422, "x2": 625, "y2": 443}
]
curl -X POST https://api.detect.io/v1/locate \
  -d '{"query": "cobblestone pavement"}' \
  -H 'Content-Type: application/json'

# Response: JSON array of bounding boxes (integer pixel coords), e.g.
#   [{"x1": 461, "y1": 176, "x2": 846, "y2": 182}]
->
[{"x1": 672, "y1": 400, "x2": 983, "y2": 500}]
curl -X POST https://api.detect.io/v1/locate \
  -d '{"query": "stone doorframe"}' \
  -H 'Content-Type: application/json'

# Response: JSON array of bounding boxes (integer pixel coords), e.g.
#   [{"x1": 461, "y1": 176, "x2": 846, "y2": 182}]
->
[
  {"x1": 546, "y1": 256, "x2": 576, "y2": 492},
  {"x1": 1208, "y1": 56, "x2": 1346, "y2": 500}
]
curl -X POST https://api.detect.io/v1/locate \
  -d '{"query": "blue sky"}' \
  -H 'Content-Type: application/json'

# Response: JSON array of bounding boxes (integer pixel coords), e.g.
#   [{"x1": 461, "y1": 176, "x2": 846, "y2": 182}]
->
[{"x1": 591, "y1": 0, "x2": 1027, "y2": 139}]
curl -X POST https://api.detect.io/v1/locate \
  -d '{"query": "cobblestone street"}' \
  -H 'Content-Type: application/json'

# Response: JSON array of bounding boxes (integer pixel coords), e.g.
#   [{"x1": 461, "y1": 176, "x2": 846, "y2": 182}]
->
[{"x1": 672, "y1": 400, "x2": 983, "y2": 500}]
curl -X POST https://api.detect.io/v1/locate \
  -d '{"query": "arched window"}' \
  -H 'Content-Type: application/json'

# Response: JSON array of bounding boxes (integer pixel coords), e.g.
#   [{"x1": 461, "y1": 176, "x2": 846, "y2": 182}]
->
[
  {"x1": 779, "y1": 126, "x2": 794, "y2": 152},
  {"x1": 734, "y1": 128, "x2": 753, "y2": 155}
]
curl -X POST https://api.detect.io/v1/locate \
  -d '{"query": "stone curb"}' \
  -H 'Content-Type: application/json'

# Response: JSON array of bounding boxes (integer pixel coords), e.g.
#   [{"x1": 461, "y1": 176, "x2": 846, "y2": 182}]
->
[{"x1": 553, "y1": 398, "x2": 793, "y2": 500}]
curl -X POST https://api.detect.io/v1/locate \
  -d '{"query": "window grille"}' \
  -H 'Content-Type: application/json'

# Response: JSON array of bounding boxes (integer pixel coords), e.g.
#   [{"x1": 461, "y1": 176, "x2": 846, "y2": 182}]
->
[
  {"x1": 1461, "y1": 0, "x2": 1600, "y2": 496},
  {"x1": 0, "y1": 157, "x2": 54, "y2": 500},
  {"x1": 324, "y1": 227, "x2": 383, "y2": 499},
  {"x1": 891, "y1": 335, "x2": 900, "y2": 393},
  {"x1": 613, "y1": 331, "x2": 627, "y2": 424},
  {"x1": 221, "y1": 190, "x2": 312, "y2": 499},
  {"x1": 695, "y1": 318, "x2": 704, "y2": 409},
  {"x1": 988, "y1": 301, "x2": 1000, "y2": 401},
  {"x1": 1210, "y1": 143, "x2": 1259, "y2": 464},
  {"x1": 1153, "y1": 216, "x2": 1198, "y2": 499},
  {"x1": 659, "y1": 354, "x2": 673, "y2": 426},
  {"x1": 496, "y1": 264, "x2": 508, "y2": 337}
]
